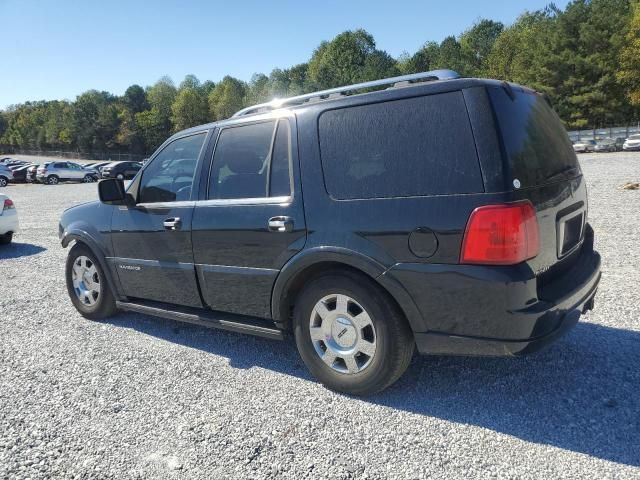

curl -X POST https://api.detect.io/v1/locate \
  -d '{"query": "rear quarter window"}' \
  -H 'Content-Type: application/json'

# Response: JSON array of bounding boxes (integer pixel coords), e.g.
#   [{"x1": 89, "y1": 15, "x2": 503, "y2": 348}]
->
[{"x1": 318, "y1": 92, "x2": 483, "y2": 199}]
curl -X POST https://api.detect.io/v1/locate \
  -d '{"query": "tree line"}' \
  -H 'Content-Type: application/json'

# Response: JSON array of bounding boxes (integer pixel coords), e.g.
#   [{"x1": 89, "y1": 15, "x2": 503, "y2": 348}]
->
[{"x1": 1, "y1": 0, "x2": 639, "y2": 156}]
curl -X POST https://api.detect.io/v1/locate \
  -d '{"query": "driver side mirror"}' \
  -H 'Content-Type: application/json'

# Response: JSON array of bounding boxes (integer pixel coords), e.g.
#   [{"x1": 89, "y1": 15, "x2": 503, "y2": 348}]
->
[{"x1": 98, "y1": 178, "x2": 134, "y2": 205}]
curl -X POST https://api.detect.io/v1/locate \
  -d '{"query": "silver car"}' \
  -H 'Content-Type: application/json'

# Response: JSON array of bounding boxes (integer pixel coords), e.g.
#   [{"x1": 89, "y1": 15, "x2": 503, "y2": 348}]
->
[
  {"x1": 36, "y1": 161, "x2": 99, "y2": 185},
  {"x1": 0, "y1": 164, "x2": 14, "y2": 187}
]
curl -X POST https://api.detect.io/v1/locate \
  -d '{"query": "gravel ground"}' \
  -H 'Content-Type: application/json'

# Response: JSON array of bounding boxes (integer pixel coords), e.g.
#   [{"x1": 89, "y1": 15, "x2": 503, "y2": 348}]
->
[{"x1": 1, "y1": 152, "x2": 639, "y2": 479}]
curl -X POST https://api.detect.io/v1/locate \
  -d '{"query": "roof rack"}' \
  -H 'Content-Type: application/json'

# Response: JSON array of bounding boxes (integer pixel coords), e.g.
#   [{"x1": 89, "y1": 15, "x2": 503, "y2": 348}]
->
[{"x1": 232, "y1": 69, "x2": 460, "y2": 118}]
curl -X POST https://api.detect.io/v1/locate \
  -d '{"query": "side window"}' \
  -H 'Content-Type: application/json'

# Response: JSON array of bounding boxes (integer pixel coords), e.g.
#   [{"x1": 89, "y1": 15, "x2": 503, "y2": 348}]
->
[
  {"x1": 138, "y1": 132, "x2": 206, "y2": 204},
  {"x1": 208, "y1": 121, "x2": 275, "y2": 199},
  {"x1": 54, "y1": 162, "x2": 67, "y2": 168},
  {"x1": 269, "y1": 120, "x2": 292, "y2": 197},
  {"x1": 319, "y1": 92, "x2": 483, "y2": 199}
]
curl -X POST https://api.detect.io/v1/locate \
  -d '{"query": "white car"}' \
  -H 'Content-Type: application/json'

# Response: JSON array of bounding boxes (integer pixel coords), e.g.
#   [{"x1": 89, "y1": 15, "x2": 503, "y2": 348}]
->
[
  {"x1": 572, "y1": 140, "x2": 596, "y2": 153},
  {"x1": 0, "y1": 193, "x2": 18, "y2": 244},
  {"x1": 623, "y1": 134, "x2": 640, "y2": 152}
]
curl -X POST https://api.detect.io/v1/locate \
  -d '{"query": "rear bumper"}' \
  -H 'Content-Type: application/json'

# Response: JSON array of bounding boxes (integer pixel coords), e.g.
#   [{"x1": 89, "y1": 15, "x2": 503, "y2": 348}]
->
[
  {"x1": 385, "y1": 228, "x2": 601, "y2": 357},
  {"x1": 0, "y1": 210, "x2": 19, "y2": 235}
]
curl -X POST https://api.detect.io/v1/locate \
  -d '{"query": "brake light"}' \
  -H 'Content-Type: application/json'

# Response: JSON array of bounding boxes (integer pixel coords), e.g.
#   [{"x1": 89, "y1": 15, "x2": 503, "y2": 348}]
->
[
  {"x1": 461, "y1": 201, "x2": 539, "y2": 265},
  {"x1": 3, "y1": 199, "x2": 15, "y2": 210}
]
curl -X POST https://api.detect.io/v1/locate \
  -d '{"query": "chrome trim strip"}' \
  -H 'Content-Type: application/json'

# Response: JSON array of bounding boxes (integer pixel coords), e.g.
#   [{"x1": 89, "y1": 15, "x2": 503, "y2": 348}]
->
[
  {"x1": 106, "y1": 257, "x2": 195, "y2": 270},
  {"x1": 193, "y1": 196, "x2": 292, "y2": 207},
  {"x1": 195, "y1": 264, "x2": 278, "y2": 276}
]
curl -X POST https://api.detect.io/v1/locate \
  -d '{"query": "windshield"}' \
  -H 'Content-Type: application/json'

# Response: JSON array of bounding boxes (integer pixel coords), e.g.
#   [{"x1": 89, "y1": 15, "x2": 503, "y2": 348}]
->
[{"x1": 489, "y1": 86, "x2": 580, "y2": 187}]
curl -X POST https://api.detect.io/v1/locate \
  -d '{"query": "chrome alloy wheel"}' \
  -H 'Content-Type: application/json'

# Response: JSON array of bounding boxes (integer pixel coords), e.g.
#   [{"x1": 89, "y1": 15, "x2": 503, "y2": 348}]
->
[
  {"x1": 309, "y1": 294, "x2": 377, "y2": 374},
  {"x1": 71, "y1": 255, "x2": 101, "y2": 306}
]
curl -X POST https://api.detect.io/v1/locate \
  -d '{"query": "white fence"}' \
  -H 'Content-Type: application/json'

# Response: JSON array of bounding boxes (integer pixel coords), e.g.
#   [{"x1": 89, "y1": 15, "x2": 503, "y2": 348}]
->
[{"x1": 567, "y1": 125, "x2": 640, "y2": 141}]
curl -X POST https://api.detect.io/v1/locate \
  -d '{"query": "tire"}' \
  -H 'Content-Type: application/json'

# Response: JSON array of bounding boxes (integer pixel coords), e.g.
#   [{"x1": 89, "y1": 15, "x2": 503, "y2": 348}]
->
[
  {"x1": 116, "y1": 173, "x2": 124, "y2": 180},
  {"x1": 293, "y1": 272, "x2": 415, "y2": 395},
  {"x1": 83, "y1": 175, "x2": 94, "y2": 183},
  {"x1": 47, "y1": 175, "x2": 59, "y2": 185},
  {"x1": 65, "y1": 243, "x2": 117, "y2": 320},
  {"x1": 0, "y1": 232, "x2": 13, "y2": 245},
  {"x1": 0, "y1": 176, "x2": 7, "y2": 187}
]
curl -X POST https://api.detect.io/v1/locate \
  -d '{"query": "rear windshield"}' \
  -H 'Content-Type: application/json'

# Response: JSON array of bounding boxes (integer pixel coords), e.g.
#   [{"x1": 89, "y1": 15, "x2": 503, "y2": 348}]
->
[
  {"x1": 489, "y1": 86, "x2": 580, "y2": 187},
  {"x1": 319, "y1": 92, "x2": 483, "y2": 199}
]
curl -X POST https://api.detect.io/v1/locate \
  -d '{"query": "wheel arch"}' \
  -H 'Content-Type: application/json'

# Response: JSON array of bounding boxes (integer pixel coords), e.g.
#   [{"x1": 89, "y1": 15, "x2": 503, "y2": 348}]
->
[
  {"x1": 271, "y1": 248, "x2": 425, "y2": 333},
  {"x1": 62, "y1": 230, "x2": 123, "y2": 299}
]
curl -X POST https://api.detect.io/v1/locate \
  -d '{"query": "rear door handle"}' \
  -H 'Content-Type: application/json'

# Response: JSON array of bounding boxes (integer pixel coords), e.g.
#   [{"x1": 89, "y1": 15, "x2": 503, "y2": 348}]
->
[
  {"x1": 268, "y1": 216, "x2": 293, "y2": 233},
  {"x1": 163, "y1": 217, "x2": 182, "y2": 230}
]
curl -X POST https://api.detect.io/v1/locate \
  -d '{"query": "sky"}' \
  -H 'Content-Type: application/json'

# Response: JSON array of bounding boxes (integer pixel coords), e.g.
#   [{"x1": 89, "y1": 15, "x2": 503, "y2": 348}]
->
[{"x1": 0, "y1": 0, "x2": 569, "y2": 108}]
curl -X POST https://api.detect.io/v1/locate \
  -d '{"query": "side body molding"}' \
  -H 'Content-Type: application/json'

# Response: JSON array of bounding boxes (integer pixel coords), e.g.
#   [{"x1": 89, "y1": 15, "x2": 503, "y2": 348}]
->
[{"x1": 270, "y1": 247, "x2": 426, "y2": 333}]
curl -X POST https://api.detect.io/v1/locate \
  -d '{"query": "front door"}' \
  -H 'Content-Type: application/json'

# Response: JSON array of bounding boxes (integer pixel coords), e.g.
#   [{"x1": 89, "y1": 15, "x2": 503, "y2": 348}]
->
[
  {"x1": 110, "y1": 131, "x2": 209, "y2": 308},
  {"x1": 192, "y1": 117, "x2": 306, "y2": 318}
]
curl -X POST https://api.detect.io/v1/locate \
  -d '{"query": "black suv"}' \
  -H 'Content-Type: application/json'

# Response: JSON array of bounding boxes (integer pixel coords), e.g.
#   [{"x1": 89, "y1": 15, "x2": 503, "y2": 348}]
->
[{"x1": 59, "y1": 70, "x2": 601, "y2": 395}]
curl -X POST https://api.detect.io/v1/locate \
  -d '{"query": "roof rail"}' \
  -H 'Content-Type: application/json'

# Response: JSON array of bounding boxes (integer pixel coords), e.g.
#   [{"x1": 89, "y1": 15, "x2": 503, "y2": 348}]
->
[{"x1": 232, "y1": 69, "x2": 460, "y2": 118}]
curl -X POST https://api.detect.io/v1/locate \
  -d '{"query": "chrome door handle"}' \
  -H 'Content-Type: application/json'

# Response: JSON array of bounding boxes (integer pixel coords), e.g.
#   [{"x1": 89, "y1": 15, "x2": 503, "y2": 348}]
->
[
  {"x1": 163, "y1": 217, "x2": 182, "y2": 230},
  {"x1": 268, "y1": 216, "x2": 293, "y2": 233}
]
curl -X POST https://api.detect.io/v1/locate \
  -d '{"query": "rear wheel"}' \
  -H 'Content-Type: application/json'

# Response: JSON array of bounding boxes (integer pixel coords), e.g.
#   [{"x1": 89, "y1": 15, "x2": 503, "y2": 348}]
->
[
  {"x1": 65, "y1": 243, "x2": 117, "y2": 320},
  {"x1": 0, "y1": 176, "x2": 7, "y2": 187},
  {"x1": 0, "y1": 232, "x2": 13, "y2": 244},
  {"x1": 293, "y1": 273, "x2": 414, "y2": 395},
  {"x1": 47, "y1": 175, "x2": 59, "y2": 185}
]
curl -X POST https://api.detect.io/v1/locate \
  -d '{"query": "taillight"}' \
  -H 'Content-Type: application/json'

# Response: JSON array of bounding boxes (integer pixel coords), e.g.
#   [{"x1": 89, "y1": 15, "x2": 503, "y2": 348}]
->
[
  {"x1": 3, "y1": 199, "x2": 15, "y2": 210},
  {"x1": 460, "y1": 201, "x2": 539, "y2": 265}
]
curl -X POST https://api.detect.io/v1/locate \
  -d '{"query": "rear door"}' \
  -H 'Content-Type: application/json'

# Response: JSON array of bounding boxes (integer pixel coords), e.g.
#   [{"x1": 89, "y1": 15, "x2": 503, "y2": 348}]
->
[
  {"x1": 110, "y1": 131, "x2": 209, "y2": 307},
  {"x1": 192, "y1": 116, "x2": 306, "y2": 318},
  {"x1": 67, "y1": 162, "x2": 85, "y2": 180}
]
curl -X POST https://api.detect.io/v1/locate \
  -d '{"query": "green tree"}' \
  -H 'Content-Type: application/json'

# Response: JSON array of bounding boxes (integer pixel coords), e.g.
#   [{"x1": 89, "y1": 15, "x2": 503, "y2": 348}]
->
[
  {"x1": 208, "y1": 76, "x2": 247, "y2": 120},
  {"x1": 171, "y1": 75, "x2": 209, "y2": 131},
  {"x1": 459, "y1": 19, "x2": 504, "y2": 76},
  {"x1": 123, "y1": 84, "x2": 149, "y2": 113},
  {"x1": 617, "y1": 0, "x2": 640, "y2": 105},
  {"x1": 307, "y1": 29, "x2": 395, "y2": 88}
]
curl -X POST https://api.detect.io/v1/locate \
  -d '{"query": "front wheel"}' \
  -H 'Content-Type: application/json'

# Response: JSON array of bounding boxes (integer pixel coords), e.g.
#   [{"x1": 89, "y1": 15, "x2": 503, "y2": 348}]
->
[
  {"x1": 293, "y1": 273, "x2": 414, "y2": 395},
  {"x1": 116, "y1": 173, "x2": 125, "y2": 180},
  {"x1": 65, "y1": 244, "x2": 117, "y2": 320},
  {"x1": 83, "y1": 175, "x2": 94, "y2": 183},
  {"x1": 0, "y1": 176, "x2": 8, "y2": 187}
]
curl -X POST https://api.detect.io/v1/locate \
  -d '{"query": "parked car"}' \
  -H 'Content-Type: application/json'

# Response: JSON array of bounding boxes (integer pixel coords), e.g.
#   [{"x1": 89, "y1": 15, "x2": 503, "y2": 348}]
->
[
  {"x1": 10, "y1": 164, "x2": 33, "y2": 183},
  {"x1": 0, "y1": 193, "x2": 18, "y2": 244},
  {"x1": 623, "y1": 134, "x2": 640, "y2": 151},
  {"x1": 100, "y1": 161, "x2": 142, "y2": 180},
  {"x1": 573, "y1": 139, "x2": 596, "y2": 153},
  {"x1": 85, "y1": 161, "x2": 111, "y2": 171},
  {"x1": 36, "y1": 161, "x2": 99, "y2": 185},
  {"x1": 59, "y1": 71, "x2": 601, "y2": 395},
  {"x1": 594, "y1": 138, "x2": 617, "y2": 152},
  {"x1": 5, "y1": 160, "x2": 30, "y2": 169},
  {"x1": 26, "y1": 164, "x2": 39, "y2": 182},
  {"x1": 0, "y1": 164, "x2": 14, "y2": 187}
]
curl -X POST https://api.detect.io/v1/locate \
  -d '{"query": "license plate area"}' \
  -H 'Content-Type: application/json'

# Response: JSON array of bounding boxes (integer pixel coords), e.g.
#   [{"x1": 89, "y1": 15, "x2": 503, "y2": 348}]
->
[{"x1": 557, "y1": 209, "x2": 584, "y2": 258}]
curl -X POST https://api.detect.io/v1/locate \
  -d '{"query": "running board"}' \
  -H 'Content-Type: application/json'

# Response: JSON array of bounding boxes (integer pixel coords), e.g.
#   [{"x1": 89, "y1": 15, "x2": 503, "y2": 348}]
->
[{"x1": 115, "y1": 300, "x2": 284, "y2": 340}]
